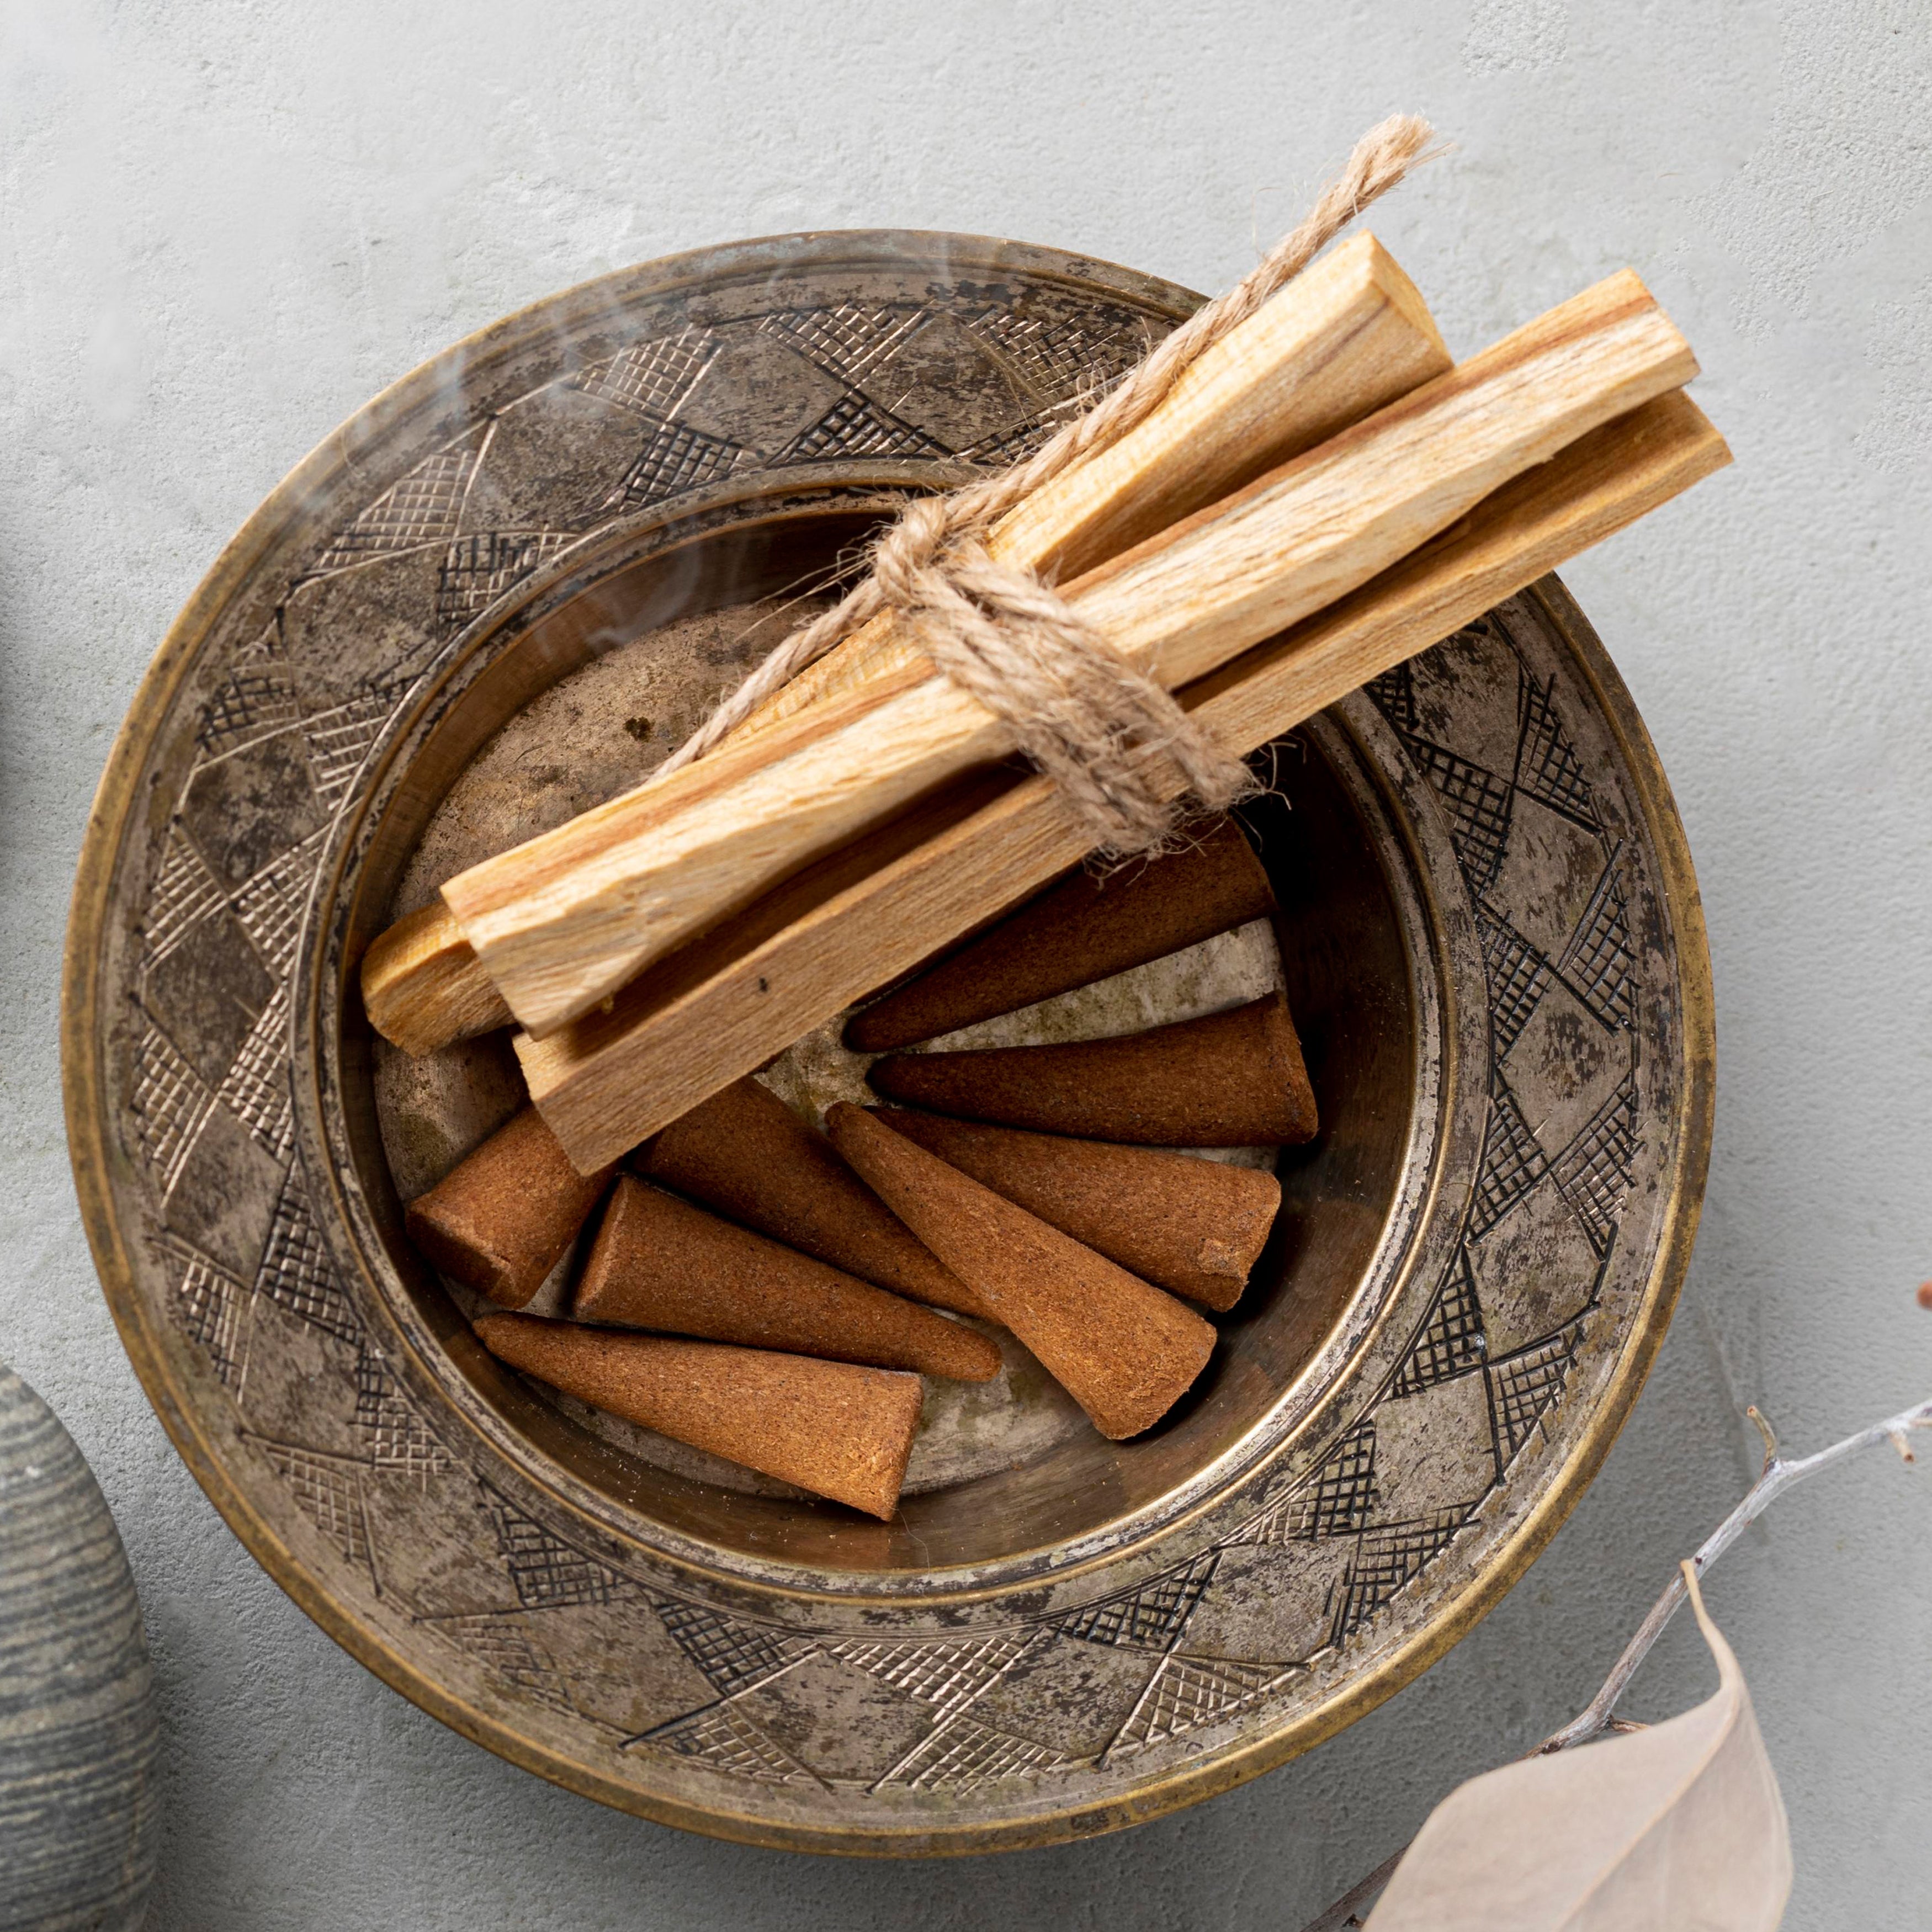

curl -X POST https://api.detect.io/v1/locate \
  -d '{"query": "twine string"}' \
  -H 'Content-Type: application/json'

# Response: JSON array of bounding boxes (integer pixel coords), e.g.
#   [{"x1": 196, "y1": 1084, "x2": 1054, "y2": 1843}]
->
[{"x1": 661, "y1": 114, "x2": 1441, "y2": 851}]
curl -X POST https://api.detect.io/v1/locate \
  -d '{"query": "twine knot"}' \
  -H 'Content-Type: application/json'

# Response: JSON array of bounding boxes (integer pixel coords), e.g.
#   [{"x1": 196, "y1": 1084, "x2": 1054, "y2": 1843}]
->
[{"x1": 663, "y1": 113, "x2": 1442, "y2": 853}]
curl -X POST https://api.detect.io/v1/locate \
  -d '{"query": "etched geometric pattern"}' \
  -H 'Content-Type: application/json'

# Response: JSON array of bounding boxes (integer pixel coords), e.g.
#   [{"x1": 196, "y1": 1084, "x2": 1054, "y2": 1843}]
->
[
  {"x1": 954, "y1": 410, "x2": 1061, "y2": 467},
  {"x1": 143, "y1": 829, "x2": 227, "y2": 965},
  {"x1": 653, "y1": 1602, "x2": 811, "y2": 1700},
  {"x1": 1406, "y1": 739, "x2": 1515, "y2": 893},
  {"x1": 164, "y1": 1238, "x2": 248, "y2": 1388},
  {"x1": 427, "y1": 1615, "x2": 578, "y2": 1718},
  {"x1": 1470, "y1": 1078, "x2": 1552, "y2": 1239},
  {"x1": 758, "y1": 302, "x2": 925, "y2": 386},
  {"x1": 1057, "y1": 1550, "x2": 1219, "y2": 1649},
  {"x1": 963, "y1": 305, "x2": 1146, "y2": 397},
  {"x1": 1477, "y1": 906, "x2": 1555, "y2": 1059},
  {"x1": 258, "y1": 1442, "x2": 370, "y2": 1567},
  {"x1": 1391, "y1": 1254, "x2": 1489, "y2": 1397},
  {"x1": 353, "y1": 1346, "x2": 454, "y2": 1484},
  {"x1": 824, "y1": 1633, "x2": 1038, "y2": 1715},
  {"x1": 314, "y1": 439, "x2": 479, "y2": 571},
  {"x1": 257, "y1": 1164, "x2": 361, "y2": 1342},
  {"x1": 603, "y1": 417, "x2": 748, "y2": 514},
  {"x1": 1234, "y1": 1424, "x2": 1378, "y2": 1546},
  {"x1": 574, "y1": 326, "x2": 716, "y2": 418},
  {"x1": 1365, "y1": 660, "x2": 1419, "y2": 736},
  {"x1": 1552, "y1": 1075, "x2": 1640, "y2": 1256},
  {"x1": 647, "y1": 1702, "x2": 805, "y2": 1785},
  {"x1": 1112, "y1": 1657, "x2": 1303, "y2": 1756},
  {"x1": 1488, "y1": 1329, "x2": 1581, "y2": 1461},
  {"x1": 887, "y1": 1716, "x2": 1072, "y2": 1793},
  {"x1": 482, "y1": 1493, "x2": 646, "y2": 1610},
  {"x1": 231, "y1": 619, "x2": 286, "y2": 668},
  {"x1": 198, "y1": 666, "x2": 301, "y2": 758},
  {"x1": 231, "y1": 831, "x2": 325, "y2": 981},
  {"x1": 1336, "y1": 1508, "x2": 1474, "y2": 1638},
  {"x1": 1558, "y1": 851, "x2": 1637, "y2": 1033},
  {"x1": 1515, "y1": 672, "x2": 1597, "y2": 826},
  {"x1": 436, "y1": 530, "x2": 572, "y2": 629},
  {"x1": 774, "y1": 391, "x2": 949, "y2": 464},
  {"x1": 131, "y1": 1022, "x2": 215, "y2": 1187},
  {"x1": 213, "y1": 984, "x2": 294, "y2": 1161},
  {"x1": 301, "y1": 689, "x2": 398, "y2": 812}
]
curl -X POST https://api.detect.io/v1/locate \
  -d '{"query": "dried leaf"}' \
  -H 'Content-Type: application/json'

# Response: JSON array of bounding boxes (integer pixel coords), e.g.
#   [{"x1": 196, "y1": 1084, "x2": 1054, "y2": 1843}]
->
[{"x1": 1368, "y1": 1565, "x2": 1792, "y2": 1930}]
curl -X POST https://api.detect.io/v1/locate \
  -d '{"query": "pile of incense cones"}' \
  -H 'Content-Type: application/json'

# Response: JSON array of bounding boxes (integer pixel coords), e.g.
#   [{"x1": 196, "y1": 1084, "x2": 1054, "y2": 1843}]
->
[{"x1": 408, "y1": 820, "x2": 1306, "y2": 1519}]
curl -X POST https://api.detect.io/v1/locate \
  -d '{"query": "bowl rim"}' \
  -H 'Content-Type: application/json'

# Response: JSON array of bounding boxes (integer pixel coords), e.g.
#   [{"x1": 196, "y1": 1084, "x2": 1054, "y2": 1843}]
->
[{"x1": 61, "y1": 230, "x2": 1714, "y2": 1855}]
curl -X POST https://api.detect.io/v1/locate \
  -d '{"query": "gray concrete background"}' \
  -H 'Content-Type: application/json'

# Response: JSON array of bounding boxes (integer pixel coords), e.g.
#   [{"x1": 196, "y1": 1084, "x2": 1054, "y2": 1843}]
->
[{"x1": 2, "y1": 2, "x2": 1928, "y2": 1924}]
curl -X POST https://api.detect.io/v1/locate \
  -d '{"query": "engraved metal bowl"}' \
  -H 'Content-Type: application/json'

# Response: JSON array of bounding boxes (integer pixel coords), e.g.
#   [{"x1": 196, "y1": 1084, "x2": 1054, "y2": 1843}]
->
[{"x1": 63, "y1": 232, "x2": 1712, "y2": 1854}]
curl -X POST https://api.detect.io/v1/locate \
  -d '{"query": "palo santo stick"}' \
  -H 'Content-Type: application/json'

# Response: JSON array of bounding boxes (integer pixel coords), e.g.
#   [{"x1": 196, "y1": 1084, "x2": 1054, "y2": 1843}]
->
[
  {"x1": 576, "y1": 1176, "x2": 1000, "y2": 1381},
  {"x1": 846, "y1": 816, "x2": 1275, "y2": 1052},
  {"x1": 474, "y1": 1312, "x2": 921, "y2": 1517},
  {"x1": 404, "y1": 1106, "x2": 614, "y2": 1308},
  {"x1": 869, "y1": 992, "x2": 1317, "y2": 1146},
  {"x1": 826, "y1": 1105, "x2": 1213, "y2": 1440},
  {"x1": 734, "y1": 232, "x2": 1450, "y2": 739},
  {"x1": 363, "y1": 900, "x2": 512, "y2": 1058},
  {"x1": 519, "y1": 392, "x2": 1729, "y2": 1171},
  {"x1": 360, "y1": 236, "x2": 1448, "y2": 1058},
  {"x1": 872, "y1": 1108, "x2": 1281, "y2": 1311},
  {"x1": 633, "y1": 1076, "x2": 985, "y2": 1318},
  {"x1": 447, "y1": 272, "x2": 1694, "y2": 1036}
]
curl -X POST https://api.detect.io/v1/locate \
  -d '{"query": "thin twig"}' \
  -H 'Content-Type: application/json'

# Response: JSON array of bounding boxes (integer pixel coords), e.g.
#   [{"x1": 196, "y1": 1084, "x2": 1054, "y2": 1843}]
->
[
  {"x1": 1296, "y1": 1392, "x2": 1932, "y2": 1930},
  {"x1": 1297, "y1": 1848, "x2": 1409, "y2": 1932},
  {"x1": 1540, "y1": 1394, "x2": 1931, "y2": 1753}
]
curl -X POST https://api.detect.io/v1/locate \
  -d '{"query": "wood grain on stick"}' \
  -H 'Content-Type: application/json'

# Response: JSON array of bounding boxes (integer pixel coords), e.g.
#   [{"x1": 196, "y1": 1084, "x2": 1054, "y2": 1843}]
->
[
  {"x1": 521, "y1": 391, "x2": 1729, "y2": 1171},
  {"x1": 357, "y1": 235, "x2": 1447, "y2": 1057},
  {"x1": 732, "y1": 233, "x2": 1450, "y2": 740},
  {"x1": 448, "y1": 272, "x2": 1696, "y2": 1038},
  {"x1": 361, "y1": 899, "x2": 509, "y2": 1058}
]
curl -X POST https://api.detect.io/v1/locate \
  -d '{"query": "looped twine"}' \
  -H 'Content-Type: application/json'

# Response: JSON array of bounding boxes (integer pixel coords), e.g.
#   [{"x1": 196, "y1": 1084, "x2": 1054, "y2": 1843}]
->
[{"x1": 663, "y1": 113, "x2": 1443, "y2": 853}]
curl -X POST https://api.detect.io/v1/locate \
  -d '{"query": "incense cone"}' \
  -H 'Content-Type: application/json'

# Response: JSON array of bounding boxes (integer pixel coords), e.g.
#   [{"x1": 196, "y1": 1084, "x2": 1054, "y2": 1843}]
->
[
  {"x1": 633, "y1": 1076, "x2": 985, "y2": 1318},
  {"x1": 405, "y1": 1106, "x2": 614, "y2": 1309},
  {"x1": 867, "y1": 992, "x2": 1318, "y2": 1147},
  {"x1": 825, "y1": 1106, "x2": 1213, "y2": 1440},
  {"x1": 577, "y1": 1176, "x2": 1000, "y2": 1382},
  {"x1": 871, "y1": 1110, "x2": 1279, "y2": 1312},
  {"x1": 474, "y1": 1312, "x2": 920, "y2": 1518},
  {"x1": 847, "y1": 818, "x2": 1276, "y2": 1051}
]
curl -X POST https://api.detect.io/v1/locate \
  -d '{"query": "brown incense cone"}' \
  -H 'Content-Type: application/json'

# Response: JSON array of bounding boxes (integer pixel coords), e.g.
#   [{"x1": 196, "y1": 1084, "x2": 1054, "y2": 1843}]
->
[
  {"x1": 405, "y1": 1106, "x2": 615, "y2": 1309},
  {"x1": 577, "y1": 1176, "x2": 1000, "y2": 1382},
  {"x1": 825, "y1": 1105, "x2": 1213, "y2": 1440},
  {"x1": 867, "y1": 992, "x2": 1317, "y2": 1147},
  {"x1": 847, "y1": 818, "x2": 1277, "y2": 1052},
  {"x1": 632, "y1": 1076, "x2": 985, "y2": 1318},
  {"x1": 871, "y1": 1110, "x2": 1280, "y2": 1312},
  {"x1": 474, "y1": 1312, "x2": 920, "y2": 1518}
]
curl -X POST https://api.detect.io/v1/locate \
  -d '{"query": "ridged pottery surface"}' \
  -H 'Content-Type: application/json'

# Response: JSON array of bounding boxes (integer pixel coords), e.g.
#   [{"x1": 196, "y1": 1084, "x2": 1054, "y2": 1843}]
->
[{"x1": 0, "y1": 1367, "x2": 158, "y2": 1932}]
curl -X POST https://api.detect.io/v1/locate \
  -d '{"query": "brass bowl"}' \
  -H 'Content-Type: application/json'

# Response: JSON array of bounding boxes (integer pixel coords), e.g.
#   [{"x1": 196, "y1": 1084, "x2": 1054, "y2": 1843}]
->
[{"x1": 63, "y1": 232, "x2": 1712, "y2": 1854}]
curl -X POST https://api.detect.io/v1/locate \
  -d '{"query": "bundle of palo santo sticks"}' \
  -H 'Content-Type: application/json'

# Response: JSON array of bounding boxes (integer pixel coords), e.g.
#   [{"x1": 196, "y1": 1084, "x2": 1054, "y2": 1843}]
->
[{"x1": 364, "y1": 119, "x2": 1729, "y2": 1517}]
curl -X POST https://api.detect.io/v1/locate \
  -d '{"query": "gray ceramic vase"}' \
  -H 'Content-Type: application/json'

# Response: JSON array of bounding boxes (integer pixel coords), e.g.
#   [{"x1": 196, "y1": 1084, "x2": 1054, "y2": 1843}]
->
[{"x1": 0, "y1": 1365, "x2": 157, "y2": 1931}]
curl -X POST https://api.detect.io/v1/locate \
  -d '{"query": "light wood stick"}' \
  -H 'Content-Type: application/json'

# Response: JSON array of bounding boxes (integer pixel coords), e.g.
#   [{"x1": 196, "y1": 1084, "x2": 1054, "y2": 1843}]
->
[
  {"x1": 450, "y1": 272, "x2": 1696, "y2": 1038},
  {"x1": 730, "y1": 232, "x2": 1449, "y2": 740},
  {"x1": 360, "y1": 900, "x2": 512, "y2": 1057},
  {"x1": 359, "y1": 234, "x2": 1448, "y2": 1057},
  {"x1": 519, "y1": 391, "x2": 1730, "y2": 1171}
]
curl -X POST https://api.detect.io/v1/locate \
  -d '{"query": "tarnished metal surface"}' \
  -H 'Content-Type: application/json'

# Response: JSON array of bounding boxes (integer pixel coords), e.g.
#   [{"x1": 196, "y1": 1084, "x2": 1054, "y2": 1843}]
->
[{"x1": 62, "y1": 232, "x2": 1712, "y2": 1853}]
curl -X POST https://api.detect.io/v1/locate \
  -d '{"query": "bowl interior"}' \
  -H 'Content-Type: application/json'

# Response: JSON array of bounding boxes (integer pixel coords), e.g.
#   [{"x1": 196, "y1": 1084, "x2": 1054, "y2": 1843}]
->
[{"x1": 340, "y1": 492, "x2": 1425, "y2": 1577}]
